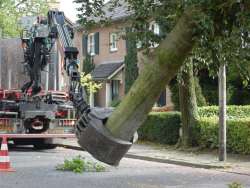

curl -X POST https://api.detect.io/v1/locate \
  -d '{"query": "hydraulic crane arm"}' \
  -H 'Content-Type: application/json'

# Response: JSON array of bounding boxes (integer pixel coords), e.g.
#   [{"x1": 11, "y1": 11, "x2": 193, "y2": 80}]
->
[{"x1": 21, "y1": 10, "x2": 133, "y2": 166}]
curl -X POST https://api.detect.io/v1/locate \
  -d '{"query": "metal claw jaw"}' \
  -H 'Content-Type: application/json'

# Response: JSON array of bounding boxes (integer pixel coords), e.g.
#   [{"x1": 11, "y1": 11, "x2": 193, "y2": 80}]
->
[{"x1": 76, "y1": 109, "x2": 132, "y2": 166}]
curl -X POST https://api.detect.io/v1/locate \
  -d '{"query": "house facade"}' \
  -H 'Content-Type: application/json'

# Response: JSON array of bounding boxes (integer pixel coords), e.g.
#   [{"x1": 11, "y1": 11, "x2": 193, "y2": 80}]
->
[
  {"x1": 74, "y1": 0, "x2": 173, "y2": 108},
  {"x1": 75, "y1": 21, "x2": 127, "y2": 107}
]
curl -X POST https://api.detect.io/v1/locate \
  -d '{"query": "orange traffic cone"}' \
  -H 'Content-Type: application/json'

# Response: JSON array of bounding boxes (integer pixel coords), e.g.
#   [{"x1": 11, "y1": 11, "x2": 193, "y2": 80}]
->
[{"x1": 0, "y1": 136, "x2": 15, "y2": 172}]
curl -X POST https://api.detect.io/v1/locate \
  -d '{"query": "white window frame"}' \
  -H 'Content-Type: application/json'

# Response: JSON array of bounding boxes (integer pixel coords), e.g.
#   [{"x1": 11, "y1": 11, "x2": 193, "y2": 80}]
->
[
  {"x1": 88, "y1": 33, "x2": 95, "y2": 56},
  {"x1": 150, "y1": 21, "x2": 160, "y2": 35},
  {"x1": 136, "y1": 21, "x2": 160, "y2": 49},
  {"x1": 110, "y1": 32, "x2": 118, "y2": 52},
  {"x1": 149, "y1": 21, "x2": 160, "y2": 48}
]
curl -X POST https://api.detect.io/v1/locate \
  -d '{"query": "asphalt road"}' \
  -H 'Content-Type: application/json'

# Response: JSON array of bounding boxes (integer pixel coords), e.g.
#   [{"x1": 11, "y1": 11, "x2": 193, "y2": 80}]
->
[{"x1": 0, "y1": 146, "x2": 250, "y2": 188}]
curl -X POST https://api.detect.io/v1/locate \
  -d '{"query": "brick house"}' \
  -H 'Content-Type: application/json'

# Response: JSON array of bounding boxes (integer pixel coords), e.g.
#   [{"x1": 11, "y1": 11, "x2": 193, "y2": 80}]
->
[{"x1": 74, "y1": 0, "x2": 173, "y2": 108}]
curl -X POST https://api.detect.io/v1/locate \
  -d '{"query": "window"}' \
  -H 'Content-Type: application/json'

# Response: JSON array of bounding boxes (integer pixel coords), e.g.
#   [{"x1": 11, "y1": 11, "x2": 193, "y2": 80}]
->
[
  {"x1": 150, "y1": 21, "x2": 160, "y2": 35},
  {"x1": 241, "y1": 31, "x2": 250, "y2": 48},
  {"x1": 136, "y1": 41, "x2": 142, "y2": 49},
  {"x1": 136, "y1": 21, "x2": 160, "y2": 49},
  {"x1": 88, "y1": 33, "x2": 95, "y2": 56},
  {"x1": 110, "y1": 33, "x2": 118, "y2": 52},
  {"x1": 111, "y1": 80, "x2": 119, "y2": 100},
  {"x1": 149, "y1": 21, "x2": 160, "y2": 48}
]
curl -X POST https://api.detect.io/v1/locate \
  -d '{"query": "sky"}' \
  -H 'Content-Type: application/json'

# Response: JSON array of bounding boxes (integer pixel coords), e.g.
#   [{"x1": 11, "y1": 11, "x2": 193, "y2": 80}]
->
[
  {"x1": 59, "y1": 0, "x2": 109, "y2": 22},
  {"x1": 59, "y1": 0, "x2": 79, "y2": 22}
]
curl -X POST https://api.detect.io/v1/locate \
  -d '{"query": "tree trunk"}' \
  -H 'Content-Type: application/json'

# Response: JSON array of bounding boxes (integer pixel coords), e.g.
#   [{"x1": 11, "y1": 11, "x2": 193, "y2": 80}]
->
[
  {"x1": 105, "y1": 8, "x2": 201, "y2": 141},
  {"x1": 178, "y1": 63, "x2": 198, "y2": 147}
]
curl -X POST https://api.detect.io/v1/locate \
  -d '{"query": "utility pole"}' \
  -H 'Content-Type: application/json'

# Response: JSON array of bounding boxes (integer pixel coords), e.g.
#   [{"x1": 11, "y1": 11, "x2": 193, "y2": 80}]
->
[{"x1": 219, "y1": 64, "x2": 227, "y2": 161}]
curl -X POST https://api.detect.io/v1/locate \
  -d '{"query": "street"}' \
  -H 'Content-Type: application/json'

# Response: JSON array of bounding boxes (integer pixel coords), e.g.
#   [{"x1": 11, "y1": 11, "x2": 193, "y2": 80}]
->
[{"x1": 0, "y1": 147, "x2": 249, "y2": 188}]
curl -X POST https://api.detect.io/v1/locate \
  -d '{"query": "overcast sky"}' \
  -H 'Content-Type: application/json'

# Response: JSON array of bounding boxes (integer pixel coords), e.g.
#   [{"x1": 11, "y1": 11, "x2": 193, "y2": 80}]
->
[
  {"x1": 59, "y1": 0, "x2": 79, "y2": 22},
  {"x1": 59, "y1": 0, "x2": 109, "y2": 22}
]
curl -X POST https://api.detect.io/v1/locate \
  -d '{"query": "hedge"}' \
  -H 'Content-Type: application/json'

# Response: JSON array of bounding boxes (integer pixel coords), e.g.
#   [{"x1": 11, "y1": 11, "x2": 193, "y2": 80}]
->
[
  {"x1": 195, "y1": 117, "x2": 250, "y2": 154},
  {"x1": 198, "y1": 105, "x2": 250, "y2": 119},
  {"x1": 138, "y1": 112, "x2": 181, "y2": 145},
  {"x1": 138, "y1": 110, "x2": 250, "y2": 154}
]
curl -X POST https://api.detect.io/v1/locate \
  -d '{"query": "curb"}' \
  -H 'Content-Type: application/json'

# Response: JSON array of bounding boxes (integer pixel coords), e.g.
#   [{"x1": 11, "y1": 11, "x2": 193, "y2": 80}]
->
[
  {"x1": 57, "y1": 144, "x2": 229, "y2": 169},
  {"x1": 124, "y1": 154, "x2": 228, "y2": 169}
]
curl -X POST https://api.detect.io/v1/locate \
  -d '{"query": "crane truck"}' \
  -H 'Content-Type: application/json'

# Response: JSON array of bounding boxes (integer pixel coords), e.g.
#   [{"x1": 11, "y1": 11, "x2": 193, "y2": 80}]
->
[{"x1": 0, "y1": 10, "x2": 133, "y2": 166}]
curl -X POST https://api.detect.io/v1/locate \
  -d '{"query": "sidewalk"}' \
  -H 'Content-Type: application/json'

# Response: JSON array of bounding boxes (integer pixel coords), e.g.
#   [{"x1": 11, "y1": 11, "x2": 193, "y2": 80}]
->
[{"x1": 59, "y1": 139, "x2": 250, "y2": 175}]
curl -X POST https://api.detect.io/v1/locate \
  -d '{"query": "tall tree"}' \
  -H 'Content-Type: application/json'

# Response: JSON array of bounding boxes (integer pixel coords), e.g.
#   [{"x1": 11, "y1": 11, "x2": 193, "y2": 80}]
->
[
  {"x1": 178, "y1": 62, "x2": 198, "y2": 147},
  {"x1": 82, "y1": 54, "x2": 95, "y2": 74}
]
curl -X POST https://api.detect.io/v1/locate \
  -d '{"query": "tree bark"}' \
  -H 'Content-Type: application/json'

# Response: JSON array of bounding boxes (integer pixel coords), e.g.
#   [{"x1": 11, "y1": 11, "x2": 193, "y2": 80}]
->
[
  {"x1": 179, "y1": 63, "x2": 198, "y2": 147},
  {"x1": 105, "y1": 8, "x2": 201, "y2": 141}
]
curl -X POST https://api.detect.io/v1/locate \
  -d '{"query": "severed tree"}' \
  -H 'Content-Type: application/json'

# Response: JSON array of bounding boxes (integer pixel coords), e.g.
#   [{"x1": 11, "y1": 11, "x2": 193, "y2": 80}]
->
[{"x1": 74, "y1": 0, "x2": 250, "y2": 163}]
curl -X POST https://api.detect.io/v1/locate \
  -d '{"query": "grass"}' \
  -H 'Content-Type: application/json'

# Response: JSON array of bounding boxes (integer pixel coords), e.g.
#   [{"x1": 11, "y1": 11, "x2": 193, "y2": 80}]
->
[
  {"x1": 228, "y1": 182, "x2": 244, "y2": 188},
  {"x1": 56, "y1": 155, "x2": 106, "y2": 173}
]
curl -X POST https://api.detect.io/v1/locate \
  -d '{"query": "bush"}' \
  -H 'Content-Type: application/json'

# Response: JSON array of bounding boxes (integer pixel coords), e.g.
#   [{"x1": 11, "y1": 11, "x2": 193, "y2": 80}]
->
[
  {"x1": 56, "y1": 155, "x2": 106, "y2": 173},
  {"x1": 195, "y1": 117, "x2": 250, "y2": 154},
  {"x1": 138, "y1": 112, "x2": 181, "y2": 145},
  {"x1": 198, "y1": 105, "x2": 250, "y2": 119},
  {"x1": 139, "y1": 109, "x2": 250, "y2": 154}
]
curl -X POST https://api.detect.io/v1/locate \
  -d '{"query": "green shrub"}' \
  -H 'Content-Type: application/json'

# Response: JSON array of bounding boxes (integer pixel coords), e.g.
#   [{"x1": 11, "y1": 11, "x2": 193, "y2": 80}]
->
[
  {"x1": 56, "y1": 155, "x2": 106, "y2": 173},
  {"x1": 228, "y1": 182, "x2": 244, "y2": 188},
  {"x1": 139, "y1": 108, "x2": 250, "y2": 154},
  {"x1": 195, "y1": 117, "x2": 250, "y2": 154},
  {"x1": 198, "y1": 105, "x2": 250, "y2": 119},
  {"x1": 138, "y1": 112, "x2": 181, "y2": 145}
]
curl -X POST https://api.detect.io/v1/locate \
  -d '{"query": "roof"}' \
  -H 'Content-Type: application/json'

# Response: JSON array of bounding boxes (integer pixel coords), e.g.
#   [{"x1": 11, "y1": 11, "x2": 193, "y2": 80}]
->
[
  {"x1": 90, "y1": 0, "x2": 133, "y2": 22},
  {"x1": 91, "y1": 62, "x2": 124, "y2": 80}
]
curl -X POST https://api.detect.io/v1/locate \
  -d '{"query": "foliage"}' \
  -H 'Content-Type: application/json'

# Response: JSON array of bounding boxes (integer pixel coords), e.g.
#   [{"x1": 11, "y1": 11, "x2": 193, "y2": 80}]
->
[
  {"x1": 80, "y1": 72, "x2": 102, "y2": 95},
  {"x1": 198, "y1": 68, "x2": 250, "y2": 106},
  {"x1": 139, "y1": 109, "x2": 250, "y2": 154},
  {"x1": 198, "y1": 105, "x2": 250, "y2": 119},
  {"x1": 195, "y1": 117, "x2": 250, "y2": 154},
  {"x1": 75, "y1": 0, "x2": 250, "y2": 53},
  {"x1": 74, "y1": 0, "x2": 250, "y2": 142},
  {"x1": 228, "y1": 182, "x2": 244, "y2": 188},
  {"x1": 124, "y1": 32, "x2": 139, "y2": 94},
  {"x1": 82, "y1": 54, "x2": 95, "y2": 74},
  {"x1": 0, "y1": 0, "x2": 53, "y2": 38},
  {"x1": 56, "y1": 155, "x2": 106, "y2": 173},
  {"x1": 172, "y1": 67, "x2": 250, "y2": 107},
  {"x1": 138, "y1": 112, "x2": 181, "y2": 145}
]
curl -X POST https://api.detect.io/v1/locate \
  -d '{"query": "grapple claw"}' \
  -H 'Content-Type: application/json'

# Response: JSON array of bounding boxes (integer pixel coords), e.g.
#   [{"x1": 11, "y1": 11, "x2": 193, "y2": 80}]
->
[{"x1": 76, "y1": 110, "x2": 132, "y2": 166}]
